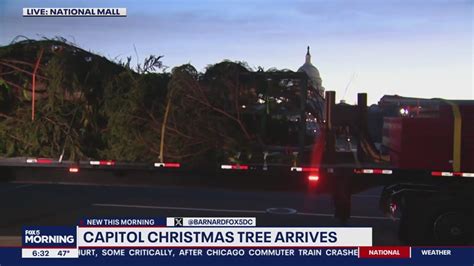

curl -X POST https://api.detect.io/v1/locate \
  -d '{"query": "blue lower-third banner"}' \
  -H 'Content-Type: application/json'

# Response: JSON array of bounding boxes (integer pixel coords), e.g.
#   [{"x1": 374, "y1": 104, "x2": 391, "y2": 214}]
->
[{"x1": 0, "y1": 219, "x2": 470, "y2": 265}]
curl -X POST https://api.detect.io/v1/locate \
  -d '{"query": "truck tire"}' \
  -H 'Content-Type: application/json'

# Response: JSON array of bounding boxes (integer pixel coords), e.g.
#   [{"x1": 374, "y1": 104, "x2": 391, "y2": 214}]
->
[
  {"x1": 399, "y1": 194, "x2": 473, "y2": 245},
  {"x1": 432, "y1": 211, "x2": 472, "y2": 245}
]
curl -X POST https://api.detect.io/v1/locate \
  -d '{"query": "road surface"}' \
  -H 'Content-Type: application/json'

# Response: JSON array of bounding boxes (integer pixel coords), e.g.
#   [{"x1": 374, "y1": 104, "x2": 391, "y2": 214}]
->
[{"x1": 0, "y1": 169, "x2": 400, "y2": 246}]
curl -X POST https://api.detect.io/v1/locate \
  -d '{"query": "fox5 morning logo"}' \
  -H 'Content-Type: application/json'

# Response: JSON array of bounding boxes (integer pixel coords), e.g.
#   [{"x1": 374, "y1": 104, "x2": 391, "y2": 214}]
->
[{"x1": 22, "y1": 226, "x2": 77, "y2": 248}]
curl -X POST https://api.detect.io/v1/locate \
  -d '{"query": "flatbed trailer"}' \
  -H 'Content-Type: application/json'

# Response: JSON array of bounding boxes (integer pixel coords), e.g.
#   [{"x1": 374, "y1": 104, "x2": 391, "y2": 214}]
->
[{"x1": 1, "y1": 155, "x2": 472, "y2": 245}]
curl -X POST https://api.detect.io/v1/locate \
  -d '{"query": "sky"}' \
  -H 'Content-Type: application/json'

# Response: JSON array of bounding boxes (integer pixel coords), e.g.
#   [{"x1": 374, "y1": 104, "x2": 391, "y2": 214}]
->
[{"x1": 0, "y1": 0, "x2": 472, "y2": 104}]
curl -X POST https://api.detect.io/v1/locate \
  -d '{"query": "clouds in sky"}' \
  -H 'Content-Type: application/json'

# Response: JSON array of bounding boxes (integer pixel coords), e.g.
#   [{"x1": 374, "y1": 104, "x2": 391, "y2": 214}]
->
[{"x1": 1, "y1": 0, "x2": 472, "y2": 103}]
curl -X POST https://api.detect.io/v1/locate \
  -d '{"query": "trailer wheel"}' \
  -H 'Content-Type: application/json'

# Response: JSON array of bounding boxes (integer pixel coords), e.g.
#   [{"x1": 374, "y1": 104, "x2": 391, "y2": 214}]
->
[{"x1": 432, "y1": 211, "x2": 471, "y2": 245}]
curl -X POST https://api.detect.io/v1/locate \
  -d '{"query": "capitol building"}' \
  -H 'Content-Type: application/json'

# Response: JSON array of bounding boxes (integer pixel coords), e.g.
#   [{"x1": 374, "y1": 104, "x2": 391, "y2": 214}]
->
[{"x1": 297, "y1": 46, "x2": 325, "y2": 98}]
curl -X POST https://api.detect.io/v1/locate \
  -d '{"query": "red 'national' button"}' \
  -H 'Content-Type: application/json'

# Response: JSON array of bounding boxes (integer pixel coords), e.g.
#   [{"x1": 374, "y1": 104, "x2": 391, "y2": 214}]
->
[{"x1": 359, "y1": 246, "x2": 411, "y2": 258}]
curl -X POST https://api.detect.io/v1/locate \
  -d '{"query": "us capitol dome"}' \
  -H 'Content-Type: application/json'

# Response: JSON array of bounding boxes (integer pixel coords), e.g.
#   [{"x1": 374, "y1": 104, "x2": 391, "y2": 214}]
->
[{"x1": 297, "y1": 46, "x2": 325, "y2": 97}]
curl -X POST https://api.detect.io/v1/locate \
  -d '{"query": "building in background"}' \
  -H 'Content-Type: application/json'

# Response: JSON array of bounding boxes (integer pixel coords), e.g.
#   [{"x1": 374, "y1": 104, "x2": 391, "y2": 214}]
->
[{"x1": 297, "y1": 46, "x2": 325, "y2": 98}]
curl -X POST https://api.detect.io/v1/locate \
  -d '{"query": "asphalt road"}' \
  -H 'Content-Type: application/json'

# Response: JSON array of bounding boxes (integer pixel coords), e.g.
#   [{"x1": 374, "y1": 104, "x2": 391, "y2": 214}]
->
[{"x1": 0, "y1": 173, "x2": 401, "y2": 246}]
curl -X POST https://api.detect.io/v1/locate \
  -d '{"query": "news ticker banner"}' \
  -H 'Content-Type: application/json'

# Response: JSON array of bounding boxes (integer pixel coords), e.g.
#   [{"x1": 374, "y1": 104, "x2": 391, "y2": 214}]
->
[
  {"x1": 4, "y1": 248, "x2": 473, "y2": 266},
  {"x1": 15, "y1": 217, "x2": 473, "y2": 265}
]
